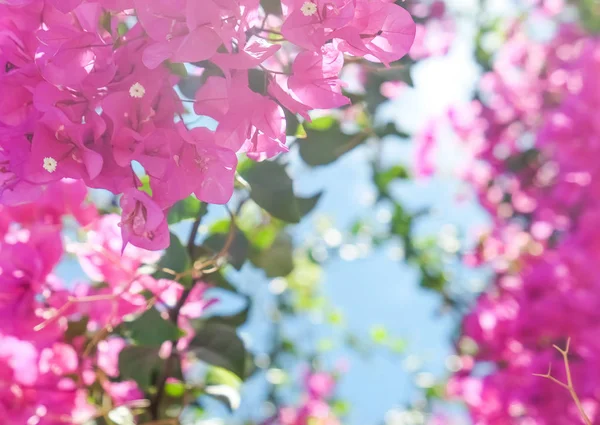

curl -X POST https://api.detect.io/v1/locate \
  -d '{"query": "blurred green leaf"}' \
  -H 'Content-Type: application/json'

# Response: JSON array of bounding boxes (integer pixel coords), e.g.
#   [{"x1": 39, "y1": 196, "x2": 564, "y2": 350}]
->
[
  {"x1": 285, "y1": 109, "x2": 300, "y2": 136},
  {"x1": 305, "y1": 115, "x2": 336, "y2": 131},
  {"x1": 65, "y1": 316, "x2": 89, "y2": 343},
  {"x1": 124, "y1": 308, "x2": 181, "y2": 347},
  {"x1": 203, "y1": 270, "x2": 238, "y2": 293},
  {"x1": 248, "y1": 69, "x2": 267, "y2": 94},
  {"x1": 250, "y1": 232, "x2": 294, "y2": 277},
  {"x1": 207, "y1": 302, "x2": 251, "y2": 328},
  {"x1": 168, "y1": 197, "x2": 206, "y2": 225},
  {"x1": 364, "y1": 62, "x2": 413, "y2": 115},
  {"x1": 426, "y1": 383, "x2": 446, "y2": 400},
  {"x1": 247, "y1": 222, "x2": 281, "y2": 250},
  {"x1": 165, "y1": 381, "x2": 186, "y2": 398},
  {"x1": 300, "y1": 121, "x2": 369, "y2": 166},
  {"x1": 332, "y1": 400, "x2": 351, "y2": 416},
  {"x1": 243, "y1": 162, "x2": 305, "y2": 223},
  {"x1": 391, "y1": 204, "x2": 413, "y2": 250},
  {"x1": 260, "y1": 0, "x2": 282, "y2": 15},
  {"x1": 297, "y1": 192, "x2": 323, "y2": 217},
  {"x1": 99, "y1": 11, "x2": 112, "y2": 34},
  {"x1": 374, "y1": 165, "x2": 410, "y2": 198},
  {"x1": 118, "y1": 346, "x2": 164, "y2": 389},
  {"x1": 296, "y1": 122, "x2": 307, "y2": 138},
  {"x1": 204, "y1": 225, "x2": 249, "y2": 270},
  {"x1": 166, "y1": 62, "x2": 188, "y2": 77},
  {"x1": 206, "y1": 367, "x2": 243, "y2": 389},
  {"x1": 189, "y1": 323, "x2": 247, "y2": 379},
  {"x1": 140, "y1": 175, "x2": 152, "y2": 196},
  {"x1": 374, "y1": 122, "x2": 410, "y2": 139},
  {"x1": 154, "y1": 233, "x2": 192, "y2": 286},
  {"x1": 117, "y1": 22, "x2": 129, "y2": 36},
  {"x1": 580, "y1": 0, "x2": 600, "y2": 33}
]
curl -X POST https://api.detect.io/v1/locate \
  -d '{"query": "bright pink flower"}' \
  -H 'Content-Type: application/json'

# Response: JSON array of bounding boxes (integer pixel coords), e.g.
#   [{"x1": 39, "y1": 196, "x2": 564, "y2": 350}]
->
[
  {"x1": 288, "y1": 45, "x2": 349, "y2": 109},
  {"x1": 152, "y1": 126, "x2": 238, "y2": 207},
  {"x1": 26, "y1": 108, "x2": 104, "y2": 183},
  {"x1": 119, "y1": 188, "x2": 170, "y2": 251}
]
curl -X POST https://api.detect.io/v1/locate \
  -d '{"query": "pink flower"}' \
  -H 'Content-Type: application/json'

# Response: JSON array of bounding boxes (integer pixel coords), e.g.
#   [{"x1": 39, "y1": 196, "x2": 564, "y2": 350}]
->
[
  {"x1": 288, "y1": 45, "x2": 350, "y2": 109},
  {"x1": 26, "y1": 108, "x2": 104, "y2": 183},
  {"x1": 119, "y1": 188, "x2": 169, "y2": 251}
]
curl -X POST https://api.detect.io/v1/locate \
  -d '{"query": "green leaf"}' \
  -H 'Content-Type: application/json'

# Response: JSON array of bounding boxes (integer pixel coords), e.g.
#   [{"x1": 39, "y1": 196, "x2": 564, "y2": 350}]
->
[
  {"x1": 165, "y1": 381, "x2": 186, "y2": 398},
  {"x1": 243, "y1": 162, "x2": 301, "y2": 223},
  {"x1": 139, "y1": 175, "x2": 152, "y2": 196},
  {"x1": 166, "y1": 62, "x2": 188, "y2": 77},
  {"x1": 206, "y1": 366, "x2": 243, "y2": 389},
  {"x1": 118, "y1": 346, "x2": 164, "y2": 389},
  {"x1": 248, "y1": 69, "x2": 267, "y2": 94},
  {"x1": 297, "y1": 192, "x2": 322, "y2": 217},
  {"x1": 189, "y1": 323, "x2": 247, "y2": 379},
  {"x1": 203, "y1": 225, "x2": 249, "y2": 270},
  {"x1": 99, "y1": 11, "x2": 112, "y2": 34},
  {"x1": 374, "y1": 122, "x2": 410, "y2": 139},
  {"x1": 65, "y1": 316, "x2": 89, "y2": 343},
  {"x1": 168, "y1": 197, "x2": 206, "y2": 225},
  {"x1": 374, "y1": 165, "x2": 410, "y2": 196},
  {"x1": 207, "y1": 301, "x2": 251, "y2": 328},
  {"x1": 154, "y1": 233, "x2": 192, "y2": 286},
  {"x1": 250, "y1": 232, "x2": 294, "y2": 278},
  {"x1": 203, "y1": 270, "x2": 238, "y2": 293},
  {"x1": 332, "y1": 400, "x2": 351, "y2": 416},
  {"x1": 580, "y1": 0, "x2": 600, "y2": 33},
  {"x1": 260, "y1": 0, "x2": 282, "y2": 15},
  {"x1": 305, "y1": 115, "x2": 336, "y2": 131},
  {"x1": 124, "y1": 308, "x2": 181, "y2": 347},
  {"x1": 300, "y1": 121, "x2": 369, "y2": 166},
  {"x1": 248, "y1": 223, "x2": 280, "y2": 250},
  {"x1": 117, "y1": 22, "x2": 129, "y2": 36},
  {"x1": 295, "y1": 122, "x2": 307, "y2": 138},
  {"x1": 242, "y1": 163, "x2": 321, "y2": 223},
  {"x1": 285, "y1": 109, "x2": 300, "y2": 136}
]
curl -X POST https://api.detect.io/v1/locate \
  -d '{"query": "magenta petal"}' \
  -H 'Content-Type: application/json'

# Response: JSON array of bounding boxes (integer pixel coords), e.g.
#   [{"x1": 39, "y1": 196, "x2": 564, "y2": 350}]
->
[
  {"x1": 142, "y1": 41, "x2": 175, "y2": 69},
  {"x1": 173, "y1": 27, "x2": 222, "y2": 64}
]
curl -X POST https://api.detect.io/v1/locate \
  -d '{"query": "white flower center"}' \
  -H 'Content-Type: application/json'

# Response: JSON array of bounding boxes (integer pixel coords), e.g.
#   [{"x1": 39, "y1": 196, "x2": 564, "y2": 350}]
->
[
  {"x1": 43, "y1": 157, "x2": 57, "y2": 173},
  {"x1": 301, "y1": 1, "x2": 318, "y2": 16},
  {"x1": 129, "y1": 82, "x2": 146, "y2": 98}
]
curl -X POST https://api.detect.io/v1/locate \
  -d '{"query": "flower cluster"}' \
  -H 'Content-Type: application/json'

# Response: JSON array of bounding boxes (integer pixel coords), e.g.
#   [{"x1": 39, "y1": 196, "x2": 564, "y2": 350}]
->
[
  {"x1": 267, "y1": 371, "x2": 340, "y2": 425},
  {"x1": 420, "y1": 6, "x2": 600, "y2": 425},
  {"x1": 0, "y1": 180, "x2": 216, "y2": 424},
  {"x1": 0, "y1": 0, "x2": 415, "y2": 251}
]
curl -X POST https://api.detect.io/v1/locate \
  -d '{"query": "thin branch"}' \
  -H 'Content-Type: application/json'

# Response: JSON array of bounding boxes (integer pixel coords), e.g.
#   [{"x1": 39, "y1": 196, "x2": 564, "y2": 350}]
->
[
  {"x1": 150, "y1": 205, "x2": 238, "y2": 419},
  {"x1": 534, "y1": 338, "x2": 592, "y2": 425}
]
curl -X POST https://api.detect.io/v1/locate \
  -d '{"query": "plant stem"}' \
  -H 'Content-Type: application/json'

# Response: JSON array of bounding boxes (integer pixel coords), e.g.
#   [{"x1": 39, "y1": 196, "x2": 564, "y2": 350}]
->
[
  {"x1": 150, "y1": 207, "x2": 238, "y2": 420},
  {"x1": 150, "y1": 217, "x2": 203, "y2": 420}
]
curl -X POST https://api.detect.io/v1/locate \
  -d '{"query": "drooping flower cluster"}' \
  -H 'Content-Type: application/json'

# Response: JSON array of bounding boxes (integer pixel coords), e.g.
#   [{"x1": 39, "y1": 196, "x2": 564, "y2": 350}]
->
[
  {"x1": 0, "y1": 180, "x2": 216, "y2": 424},
  {"x1": 0, "y1": 0, "x2": 415, "y2": 251},
  {"x1": 417, "y1": 6, "x2": 600, "y2": 425}
]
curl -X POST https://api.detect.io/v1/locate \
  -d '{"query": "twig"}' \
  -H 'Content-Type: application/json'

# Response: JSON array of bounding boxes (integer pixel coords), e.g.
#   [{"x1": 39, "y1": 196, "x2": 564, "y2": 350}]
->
[
  {"x1": 150, "y1": 205, "x2": 238, "y2": 419},
  {"x1": 533, "y1": 338, "x2": 592, "y2": 425}
]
